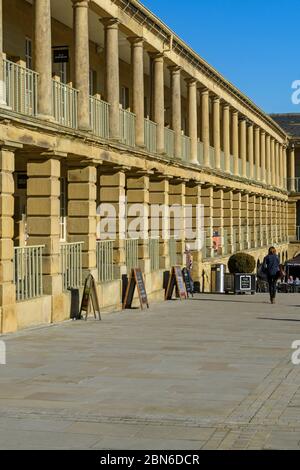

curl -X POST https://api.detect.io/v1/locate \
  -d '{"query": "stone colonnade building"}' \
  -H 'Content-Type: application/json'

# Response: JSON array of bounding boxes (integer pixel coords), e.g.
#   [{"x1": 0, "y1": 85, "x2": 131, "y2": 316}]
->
[{"x1": 0, "y1": 0, "x2": 292, "y2": 333}]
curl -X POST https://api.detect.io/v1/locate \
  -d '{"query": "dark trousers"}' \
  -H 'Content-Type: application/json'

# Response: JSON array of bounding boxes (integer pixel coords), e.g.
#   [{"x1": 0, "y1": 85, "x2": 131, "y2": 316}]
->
[{"x1": 268, "y1": 275, "x2": 277, "y2": 300}]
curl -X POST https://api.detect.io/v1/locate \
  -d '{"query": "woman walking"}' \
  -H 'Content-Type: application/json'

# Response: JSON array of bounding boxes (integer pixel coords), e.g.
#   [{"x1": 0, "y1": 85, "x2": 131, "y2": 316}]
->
[{"x1": 263, "y1": 247, "x2": 280, "y2": 304}]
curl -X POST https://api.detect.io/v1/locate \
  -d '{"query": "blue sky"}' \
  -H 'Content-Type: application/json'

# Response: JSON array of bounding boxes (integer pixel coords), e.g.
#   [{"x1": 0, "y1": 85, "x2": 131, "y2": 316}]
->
[{"x1": 140, "y1": 0, "x2": 299, "y2": 114}]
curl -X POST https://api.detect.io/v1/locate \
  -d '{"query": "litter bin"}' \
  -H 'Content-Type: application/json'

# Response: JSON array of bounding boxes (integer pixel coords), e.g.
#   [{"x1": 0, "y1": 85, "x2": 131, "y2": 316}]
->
[{"x1": 211, "y1": 264, "x2": 226, "y2": 293}]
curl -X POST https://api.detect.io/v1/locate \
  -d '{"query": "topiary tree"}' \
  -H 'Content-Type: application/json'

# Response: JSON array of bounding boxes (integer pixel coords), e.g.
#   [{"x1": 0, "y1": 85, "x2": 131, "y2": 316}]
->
[{"x1": 228, "y1": 252, "x2": 256, "y2": 274}]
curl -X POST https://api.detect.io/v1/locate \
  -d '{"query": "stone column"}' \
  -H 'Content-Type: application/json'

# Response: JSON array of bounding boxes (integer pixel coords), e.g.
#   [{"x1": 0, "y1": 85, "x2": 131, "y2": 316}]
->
[
  {"x1": 275, "y1": 142, "x2": 280, "y2": 187},
  {"x1": 102, "y1": 18, "x2": 120, "y2": 140},
  {"x1": 169, "y1": 66, "x2": 182, "y2": 159},
  {"x1": 0, "y1": 0, "x2": 7, "y2": 106},
  {"x1": 68, "y1": 165, "x2": 97, "y2": 281},
  {"x1": 271, "y1": 138, "x2": 276, "y2": 186},
  {"x1": 99, "y1": 171, "x2": 126, "y2": 278},
  {"x1": 202, "y1": 186, "x2": 214, "y2": 258},
  {"x1": 241, "y1": 192, "x2": 249, "y2": 249},
  {"x1": 223, "y1": 190, "x2": 233, "y2": 253},
  {"x1": 169, "y1": 181, "x2": 186, "y2": 264},
  {"x1": 283, "y1": 146, "x2": 287, "y2": 191},
  {"x1": 232, "y1": 111, "x2": 239, "y2": 175},
  {"x1": 240, "y1": 119, "x2": 247, "y2": 178},
  {"x1": 201, "y1": 89, "x2": 210, "y2": 167},
  {"x1": 130, "y1": 37, "x2": 144, "y2": 148},
  {"x1": 266, "y1": 135, "x2": 271, "y2": 186},
  {"x1": 289, "y1": 147, "x2": 295, "y2": 192},
  {"x1": 260, "y1": 131, "x2": 266, "y2": 183},
  {"x1": 233, "y1": 192, "x2": 242, "y2": 250},
  {"x1": 153, "y1": 53, "x2": 164, "y2": 154},
  {"x1": 213, "y1": 97, "x2": 221, "y2": 169},
  {"x1": 127, "y1": 175, "x2": 150, "y2": 273},
  {"x1": 280, "y1": 145, "x2": 285, "y2": 189},
  {"x1": 34, "y1": 0, "x2": 53, "y2": 119},
  {"x1": 27, "y1": 157, "x2": 63, "y2": 323},
  {"x1": 247, "y1": 124, "x2": 254, "y2": 180},
  {"x1": 72, "y1": 0, "x2": 90, "y2": 131},
  {"x1": 185, "y1": 184, "x2": 202, "y2": 281},
  {"x1": 186, "y1": 79, "x2": 198, "y2": 164},
  {"x1": 0, "y1": 147, "x2": 17, "y2": 333},
  {"x1": 223, "y1": 104, "x2": 230, "y2": 173},
  {"x1": 213, "y1": 189, "x2": 224, "y2": 255},
  {"x1": 249, "y1": 194, "x2": 256, "y2": 249},
  {"x1": 149, "y1": 178, "x2": 169, "y2": 269},
  {"x1": 254, "y1": 127, "x2": 260, "y2": 181}
]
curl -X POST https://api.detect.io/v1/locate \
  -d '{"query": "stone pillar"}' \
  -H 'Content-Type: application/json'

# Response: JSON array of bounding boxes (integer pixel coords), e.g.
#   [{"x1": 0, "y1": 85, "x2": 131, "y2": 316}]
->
[
  {"x1": 240, "y1": 119, "x2": 247, "y2": 178},
  {"x1": 275, "y1": 142, "x2": 280, "y2": 188},
  {"x1": 271, "y1": 138, "x2": 276, "y2": 186},
  {"x1": 99, "y1": 171, "x2": 126, "y2": 278},
  {"x1": 233, "y1": 192, "x2": 242, "y2": 250},
  {"x1": 102, "y1": 18, "x2": 120, "y2": 140},
  {"x1": 260, "y1": 131, "x2": 266, "y2": 183},
  {"x1": 280, "y1": 145, "x2": 284, "y2": 189},
  {"x1": 223, "y1": 104, "x2": 230, "y2": 173},
  {"x1": 0, "y1": 147, "x2": 17, "y2": 333},
  {"x1": 169, "y1": 181, "x2": 186, "y2": 264},
  {"x1": 289, "y1": 147, "x2": 295, "y2": 192},
  {"x1": 0, "y1": 0, "x2": 7, "y2": 106},
  {"x1": 201, "y1": 89, "x2": 210, "y2": 167},
  {"x1": 223, "y1": 190, "x2": 233, "y2": 253},
  {"x1": 247, "y1": 124, "x2": 254, "y2": 180},
  {"x1": 249, "y1": 194, "x2": 256, "y2": 249},
  {"x1": 266, "y1": 135, "x2": 271, "y2": 186},
  {"x1": 202, "y1": 186, "x2": 214, "y2": 258},
  {"x1": 149, "y1": 178, "x2": 169, "y2": 269},
  {"x1": 241, "y1": 192, "x2": 249, "y2": 249},
  {"x1": 34, "y1": 0, "x2": 53, "y2": 119},
  {"x1": 254, "y1": 127, "x2": 260, "y2": 181},
  {"x1": 186, "y1": 79, "x2": 198, "y2": 164},
  {"x1": 213, "y1": 188, "x2": 224, "y2": 255},
  {"x1": 130, "y1": 37, "x2": 144, "y2": 148},
  {"x1": 232, "y1": 111, "x2": 239, "y2": 175},
  {"x1": 283, "y1": 146, "x2": 287, "y2": 191},
  {"x1": 127, "y1": 175, "x2": 150, "y2": 273},
  {"x1": 72, "y1": 0, "x2": 90, "y2": 131},
  {"x1": 68, "y1": 165, "x2": 97, "y2": 281},
  {"x1": 153, "y1": 54, "x2": 164, "y2": 154},
  {"x1": 213, "y1": 97, "x2": 221, "y2": 169},
  {"x1": 185, "y1": 184, "x2": 202, "y2": 281},
  {"x1": 170, "y1": 66, "x2": 182, "y2": 159},
  {"x1": 27, "y1": 158, "x2": 63, "y2": 323}
]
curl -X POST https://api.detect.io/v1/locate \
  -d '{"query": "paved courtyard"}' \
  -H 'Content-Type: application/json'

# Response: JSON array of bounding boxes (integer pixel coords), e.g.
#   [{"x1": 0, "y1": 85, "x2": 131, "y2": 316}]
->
[{"x1": 1, "y1": 293, "x2": 300, "y2": 449}]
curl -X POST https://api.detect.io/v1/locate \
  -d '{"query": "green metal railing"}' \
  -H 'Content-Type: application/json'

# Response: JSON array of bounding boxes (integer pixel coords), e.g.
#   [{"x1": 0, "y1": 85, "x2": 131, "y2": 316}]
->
[
  {"x1": 52, "y1": 80, "x2": 78, "y2": 129},
  {"x1": 181, "y1": 134, "x2": 191, "y2": 161},
  {"x1": 287, "y1": 178, "x2": 300, "y2": 193},
  {"x1": 125, "y1": 238, "x2": 138, "y2": 273},
  {"x1": 120, "y1": 108, "x2": 136, "y2": 147},
  {"x1": 60, "y1": 242, "x2": 83, "y2": 291},
  {"x1": 230, "y1": 155, "x2": 235, "y2": 174},
  {"x1": 144, "y1": 118, "x2": 157, "y2": 153},
  {"x1": 220, "y1": 151, "x2": 225, "y2": 171},
  {"x1": 96, "y1": 240, "x2": 114, "y2": 283},
  {"x1": 164, "y1": 127, "x2": 175, "y2": 158},
  {"x1": 168, "y1": 237, "x2": 177, "y2": 266},
  {"x1": 4, "y1": 59, "x2": 38, "y2": 116},
  {"x1": 14, "y1": 245, "x2": 44, "y2": 301},
  {"x1": 197, "y1": 140, "x2": 204, "y2": 165},
  {"x1": 209, "y1": 146, "x2": 215, "y2": 168},
  {"x1": 149, "y1": 237, "x2": 160, "y2": 272},
  {"x1": 89, "y1": 96, "x2": 110, "y2": 139}
]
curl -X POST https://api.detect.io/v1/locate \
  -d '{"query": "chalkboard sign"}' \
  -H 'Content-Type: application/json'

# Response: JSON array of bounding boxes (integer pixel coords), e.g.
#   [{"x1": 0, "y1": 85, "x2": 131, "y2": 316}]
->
[
  {"x1": 165, "y1": 266, "x2": 187, "y2": 301},
  {"x1": 182, "y1": 268, "x2": 194, "y2": 297},
  {"x1": 123, "y1": 268, "x2": 149, "y2": 310},
  {"x1": 240, "y1": 275, "x2": 251, "y2": 291},
  {"x1": 79, "y1": 274, "x2": 101, "y2": 321},
  {"x1": 53, "y1": 48, "x2": 69, "y2": 63}
]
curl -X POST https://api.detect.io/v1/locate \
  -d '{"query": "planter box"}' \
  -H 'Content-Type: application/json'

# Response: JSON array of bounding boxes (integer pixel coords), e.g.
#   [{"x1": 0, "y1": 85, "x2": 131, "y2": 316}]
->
[{"x1": 225, "y1": 273, "x2": 256, "y2": 295}]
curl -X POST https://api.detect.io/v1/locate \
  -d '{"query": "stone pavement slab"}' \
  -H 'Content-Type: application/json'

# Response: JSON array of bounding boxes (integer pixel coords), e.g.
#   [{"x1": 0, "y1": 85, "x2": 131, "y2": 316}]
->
[{"x1": 1, "y1": 293, "x2": 300, "y2": 449}]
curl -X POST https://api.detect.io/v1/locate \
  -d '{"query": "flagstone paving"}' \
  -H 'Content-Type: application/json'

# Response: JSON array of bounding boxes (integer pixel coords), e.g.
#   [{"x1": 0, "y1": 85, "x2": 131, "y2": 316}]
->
[{"x1": 1, "y1": 293, "x2": 300, "y2": 449}]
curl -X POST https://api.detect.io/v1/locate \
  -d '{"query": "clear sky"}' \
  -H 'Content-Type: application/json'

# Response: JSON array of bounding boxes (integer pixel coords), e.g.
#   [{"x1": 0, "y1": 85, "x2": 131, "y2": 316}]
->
[{"x1": 140, "y1": 0, "x2": 299, "y2": 114}]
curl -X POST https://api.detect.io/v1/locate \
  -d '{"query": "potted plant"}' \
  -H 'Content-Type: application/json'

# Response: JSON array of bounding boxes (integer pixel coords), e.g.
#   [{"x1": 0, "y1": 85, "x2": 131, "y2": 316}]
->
[{"x1": 225, "y1": 252, "x2": 256, "y2": 294}]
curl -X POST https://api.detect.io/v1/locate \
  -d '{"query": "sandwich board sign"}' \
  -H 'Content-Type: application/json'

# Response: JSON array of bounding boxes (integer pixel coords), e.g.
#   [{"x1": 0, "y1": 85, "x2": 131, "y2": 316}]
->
[
  {"x1": 165, "y1": 266, "x2": 187, "y2": 301},
  {"x1": 123, "y1": 268, "x2": 149, "y2": 310},
  {"x1": 79, "y1": 274, "x2": 101, "y2": 321}
]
